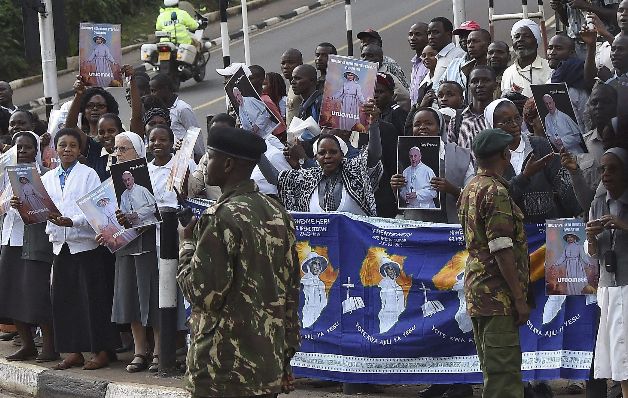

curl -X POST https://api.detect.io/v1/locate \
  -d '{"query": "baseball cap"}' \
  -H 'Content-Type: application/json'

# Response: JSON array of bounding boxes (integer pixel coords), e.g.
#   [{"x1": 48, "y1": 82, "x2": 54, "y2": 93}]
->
[
  {"x1": 357, "y1": 28, "x2": 382, "y2": 42},
  {"x1": 452, "y1": 21, "x2": 481, "y2": 35}
]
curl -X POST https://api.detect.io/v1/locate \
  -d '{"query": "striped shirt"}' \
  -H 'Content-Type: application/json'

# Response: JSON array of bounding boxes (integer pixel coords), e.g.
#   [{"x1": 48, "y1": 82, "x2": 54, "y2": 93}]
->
[{"x1": 447, "y1": 105, "x2": 487, "y2": 150}]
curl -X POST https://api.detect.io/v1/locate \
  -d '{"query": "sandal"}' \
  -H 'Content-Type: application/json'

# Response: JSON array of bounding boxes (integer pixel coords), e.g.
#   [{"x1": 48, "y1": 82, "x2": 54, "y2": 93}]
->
[
  {"x1": 52, "y1": 356, "x2": 84, "y2": 370},
  {"x1": 6, "y1": 347, "x2": 38, "y2": 362},
  {"x1": 83, "y1": 352, "x2": 109, "y2": 370},
  {"x1": 126, "y1": 354, "x2": 148, "y2": 373},
  {"x1": 36, "y1": 352, "x2": 61, "y2": 363},
  {"x1": 148, "y1": 355, "x2": 159, "y2": 373}
]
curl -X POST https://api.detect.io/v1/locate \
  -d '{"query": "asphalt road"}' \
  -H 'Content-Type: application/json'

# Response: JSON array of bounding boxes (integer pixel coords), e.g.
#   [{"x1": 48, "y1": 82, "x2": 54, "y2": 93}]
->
[{"x1": 78, "y1": 0, "x2": 556, "y2": 133}]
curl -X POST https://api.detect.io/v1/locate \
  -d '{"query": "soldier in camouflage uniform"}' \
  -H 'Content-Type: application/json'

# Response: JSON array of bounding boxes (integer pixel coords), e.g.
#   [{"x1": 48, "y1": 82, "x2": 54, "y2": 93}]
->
[
  {"x1": 457, "y1": 129, "x2": 531, "y2": 398},
  {"x1": 177, "y1": 126, "x2": 301, "y2": 398}
]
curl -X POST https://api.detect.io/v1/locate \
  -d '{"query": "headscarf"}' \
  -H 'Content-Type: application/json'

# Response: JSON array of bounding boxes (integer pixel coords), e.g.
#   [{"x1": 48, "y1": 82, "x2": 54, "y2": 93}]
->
[
  {"x1": 484, "y1": 98, "x2": 515, "y2": 128},
  {"x1": 511, "y1": 19, "x2": 542, "y2": 46},
  {"x1": 142, "y1": 107, "x2": 171, "y2": 128},
  {"x1": 603, "y1": 147, "x2": 628, "y2": 176},
  {"x1": 12, "y1": 131, "x2": 42, "y2": 167},
  {"x1": 551, "y1": 57, "x2": 586, "y2": 90},
  {"x1": 116, "y1": 131, "x2": 146, "y2": 158},
  {"x1": 313, "y1": 134, "x2": 349, "y2": 157}
]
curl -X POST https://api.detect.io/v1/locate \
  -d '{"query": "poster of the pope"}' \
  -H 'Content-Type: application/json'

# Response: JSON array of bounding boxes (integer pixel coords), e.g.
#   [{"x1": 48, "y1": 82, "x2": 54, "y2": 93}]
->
[{"x1": 110, "y1": 158, "x2": 161, "y2": 229}]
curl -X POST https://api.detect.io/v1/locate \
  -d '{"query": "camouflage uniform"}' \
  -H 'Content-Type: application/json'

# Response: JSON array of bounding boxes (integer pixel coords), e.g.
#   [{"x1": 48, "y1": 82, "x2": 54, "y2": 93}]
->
[
  {"x1": 457, "y1": 169, "x2": 529, "y2": 398},
  {"x1": 177, "y1": 179, "x2": 301, "y2": 398}
]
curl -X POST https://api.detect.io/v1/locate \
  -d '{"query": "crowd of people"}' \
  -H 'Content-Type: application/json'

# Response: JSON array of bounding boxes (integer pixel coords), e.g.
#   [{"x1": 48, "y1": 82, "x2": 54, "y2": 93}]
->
[{"x1": 0, "y1": 0, "x2": 627, "y2": 397}]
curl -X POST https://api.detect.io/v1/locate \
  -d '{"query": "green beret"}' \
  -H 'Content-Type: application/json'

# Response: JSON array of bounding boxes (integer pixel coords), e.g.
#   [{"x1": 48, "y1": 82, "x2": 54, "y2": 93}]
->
[
  {"x1": 207, "y1": 126, "x2": 267, "y2": 161},
  {"x1": 472, "y1": 128, "x2": 514, "y2": 159}
]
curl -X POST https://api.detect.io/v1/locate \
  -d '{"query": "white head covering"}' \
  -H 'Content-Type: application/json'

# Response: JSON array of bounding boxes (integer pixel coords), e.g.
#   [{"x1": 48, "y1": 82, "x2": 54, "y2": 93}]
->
[
  {"x1": 313, "y1": 135, "x2": 349, "y2": 157},
  {"x1": 603, "y1": 147, "x2": 628, "y2": 176},
  {"x1": 484, "y1": 98, "x2": 515, "y2": 128},
  {"x1": 13, "y1": 131, "x2": 42, "y2": 167},
  {"x1": 116, "y1": 131, "x2": 146, "y2": 158},
  {"x1": 511, "y1": 19, "x2": 542, "y2": 47},
  {"x1": 163, "y1": 0, "x2": 179, "y2": 6}
]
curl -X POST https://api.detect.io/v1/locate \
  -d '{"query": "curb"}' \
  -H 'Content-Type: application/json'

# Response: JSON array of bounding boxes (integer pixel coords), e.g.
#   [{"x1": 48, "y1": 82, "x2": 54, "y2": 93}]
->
[
  {"x1": 0, "y1": 359, "x2": 44, "y2": 396},
  {"x1": 16, "y1": 0, "x2": 337, "y2": 113}
]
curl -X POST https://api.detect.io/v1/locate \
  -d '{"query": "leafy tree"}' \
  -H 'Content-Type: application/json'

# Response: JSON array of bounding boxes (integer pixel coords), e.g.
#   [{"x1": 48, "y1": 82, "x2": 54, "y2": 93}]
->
[{"x1": 0, "y1": 0, "x2": 29, "y2": 81}]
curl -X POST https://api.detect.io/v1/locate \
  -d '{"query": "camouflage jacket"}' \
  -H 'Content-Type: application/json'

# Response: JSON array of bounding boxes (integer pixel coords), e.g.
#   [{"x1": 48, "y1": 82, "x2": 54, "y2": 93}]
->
[
  {"x1": 457, "y1": 169, "x2": 529, "y2": 317},
  {"x1": 177, "y1": 179, "x2": 301, "y2": 397}
]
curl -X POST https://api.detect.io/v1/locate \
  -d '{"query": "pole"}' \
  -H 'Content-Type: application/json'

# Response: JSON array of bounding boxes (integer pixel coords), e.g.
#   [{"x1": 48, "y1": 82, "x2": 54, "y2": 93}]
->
[
  {"x1": 37, "y1": 0, "x2": 59, "y2": 109},
  {"x1": 158, "y1": 210, "x2": 179, "y2": 376},
  {"x1": 452, "y1": 0, "x2": 466, "y2": 35},
  {"x1": 345, "y1": 0, "x2": 353, "y2": 56},
  {"x1": 241, "y1": 0, "x2": 251, "y2": 65},
  {"x1": 219, "y1": 0, "x2": 231, "y2": 68}
]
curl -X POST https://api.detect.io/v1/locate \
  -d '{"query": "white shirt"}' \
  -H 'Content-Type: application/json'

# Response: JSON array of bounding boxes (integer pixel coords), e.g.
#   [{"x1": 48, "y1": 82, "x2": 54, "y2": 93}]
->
[
  {"x1": 41, "y1": 163, "x2": 101, "y2": 255},
  {"x1": 148, "y1": 156, "x2": 197, "y2": 209},
  {"x1": 432, "y1": 43, "x2": 466, "y2": 94},
  {"x1": 509, "y1": 138, "x2": 526, "y2": 175},
  {"x1": 169, "y1": 97, "x2": 205, "y2": 158},
  {"x1": 501, "y1": 57, "x2": 552, "y2": 97},
  {"x1": 400, "y1": 162, "x2": 437, "y2": 208},
  {"x1": 251, "y1": 135, "x2": 291, "y2": 195}
]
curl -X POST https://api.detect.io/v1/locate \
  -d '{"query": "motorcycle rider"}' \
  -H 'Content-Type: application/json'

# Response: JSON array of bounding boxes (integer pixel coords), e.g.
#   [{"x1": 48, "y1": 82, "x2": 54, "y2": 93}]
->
[{"x1": 156, "y1": 0, "x2": 199, "y2": 48}]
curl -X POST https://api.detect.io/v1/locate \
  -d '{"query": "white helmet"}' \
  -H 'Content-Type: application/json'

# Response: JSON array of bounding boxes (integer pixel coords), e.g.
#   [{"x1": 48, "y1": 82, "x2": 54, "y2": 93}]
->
[{"x1": 164, "y1": 0, "x2": 179, "y2": 6}]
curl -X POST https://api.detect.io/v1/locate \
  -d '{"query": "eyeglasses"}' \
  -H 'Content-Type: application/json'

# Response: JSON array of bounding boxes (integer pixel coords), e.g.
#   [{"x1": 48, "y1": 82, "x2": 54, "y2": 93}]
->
[
  {"x1": 495, "y1": 115, "x2": 522, "y2": 127},
  {"x1": 85, "y1": 103, "x2": 107, "y2": 110},
  {"x1": 113, "y1": 146, "x2": 131, "y2": 153}
]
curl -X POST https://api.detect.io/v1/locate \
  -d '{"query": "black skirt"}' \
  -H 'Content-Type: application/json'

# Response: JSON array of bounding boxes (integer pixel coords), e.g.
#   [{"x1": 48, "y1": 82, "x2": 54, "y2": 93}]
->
[
  {"x1": 51, "y1": 244, "x2": 119, "y2": 353},
  {"x1": 0, "y1": 245, "x2": 52, "y2": 325}
]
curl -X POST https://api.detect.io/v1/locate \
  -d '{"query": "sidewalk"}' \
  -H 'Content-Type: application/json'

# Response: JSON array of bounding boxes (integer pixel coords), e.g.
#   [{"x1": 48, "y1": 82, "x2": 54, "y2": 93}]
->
[
  {"x1": 0, "y1": 338, "x2": 589, "y2": 398},
  {"x1": 11, "y1": 0, "x2": 332, "y2": 111}
]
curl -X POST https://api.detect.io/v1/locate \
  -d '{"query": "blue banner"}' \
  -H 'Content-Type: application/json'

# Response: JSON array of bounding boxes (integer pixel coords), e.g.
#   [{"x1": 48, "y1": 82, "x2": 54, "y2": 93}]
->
[{"x1": 290, "y1": 213, "x2": 596, "y2": 384}]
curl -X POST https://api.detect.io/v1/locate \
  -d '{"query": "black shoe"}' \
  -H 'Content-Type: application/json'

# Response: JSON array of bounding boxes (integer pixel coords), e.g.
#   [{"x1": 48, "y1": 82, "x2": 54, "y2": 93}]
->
[
  {"x1": 0, "y1": 332, "x2": 17, "y2": 341},
  {"x1": 418, "y1": 384, "x2": 451, "y2": 398},
  {"x1": 443, "y1": 384, "x2": 474, "y2": 398}
]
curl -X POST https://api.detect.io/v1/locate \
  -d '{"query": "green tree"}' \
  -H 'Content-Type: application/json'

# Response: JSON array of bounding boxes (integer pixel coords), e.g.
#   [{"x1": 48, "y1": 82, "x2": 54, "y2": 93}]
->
[{"x1": 0, "y1": 0, "x2": 29, "y2": 81}]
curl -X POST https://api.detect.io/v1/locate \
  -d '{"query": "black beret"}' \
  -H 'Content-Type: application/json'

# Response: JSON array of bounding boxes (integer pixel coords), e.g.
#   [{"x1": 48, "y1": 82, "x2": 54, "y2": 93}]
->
[
  {"x1": 206, "y1": 126, "x2": 267, "y2": 161},
  {"x1": 472, "y1": 128, "x2": 514, "y2": 159}
]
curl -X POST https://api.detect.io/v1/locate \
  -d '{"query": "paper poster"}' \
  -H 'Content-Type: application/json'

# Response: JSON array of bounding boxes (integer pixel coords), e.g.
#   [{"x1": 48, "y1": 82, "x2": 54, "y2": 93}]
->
[
  {"x1": 545, "y1": 218, "x2": 598, "y2": 296},
  {"x1": 531, "y1": 83, "x2": 588, "y2": 154},
  {"x1": 7, "y1": 164, "x2": 59, "y2": 224},
  {"x1": 225, "y1": 67, "x2": 280, "y2": 138},
  {"x1": 43, "y1": 109, "x2": 69, "y2": 168},
  {"x1": 0, "y1": 184, "x2": 12, "y2": 216},
  {"x1": 110, "y1": 158, "x2": 162, "y2": 228},
  {"x1": 167, "y1": 127, "x2": 200, "y2": 192},
  {"x1": 79, "y1": 23, "x2": 122, "y2": 87},
  {"x1": 76, "y1": 178, "x2": 139, "y2": 253},
  {"x1": 397, "y1": 136, "x2": 441, "y2": 210},
  {"x1": 319, "y1": 55, "x2": 378, "y2": 133}
]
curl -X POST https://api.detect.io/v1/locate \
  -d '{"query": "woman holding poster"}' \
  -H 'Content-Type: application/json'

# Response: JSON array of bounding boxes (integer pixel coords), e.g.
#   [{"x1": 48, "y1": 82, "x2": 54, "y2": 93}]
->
[{"x1": 0, "y1": 132, "x2": 57, "y2": 362}]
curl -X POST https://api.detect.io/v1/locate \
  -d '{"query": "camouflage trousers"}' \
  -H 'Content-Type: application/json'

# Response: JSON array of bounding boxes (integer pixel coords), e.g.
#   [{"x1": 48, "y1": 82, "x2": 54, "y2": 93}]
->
[{"x1": 471, "y1": 315, "x2": 524, "y2": 398}]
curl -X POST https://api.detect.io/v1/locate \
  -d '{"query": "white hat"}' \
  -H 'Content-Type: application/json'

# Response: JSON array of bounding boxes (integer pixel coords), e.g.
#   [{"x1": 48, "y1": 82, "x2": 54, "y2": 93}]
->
[
  {"x1": 164, "y1": 0, "x2": 179, "y2": 6},
  {"x1": 216, "y1": 63, "x2": 252, "y2": 77}
]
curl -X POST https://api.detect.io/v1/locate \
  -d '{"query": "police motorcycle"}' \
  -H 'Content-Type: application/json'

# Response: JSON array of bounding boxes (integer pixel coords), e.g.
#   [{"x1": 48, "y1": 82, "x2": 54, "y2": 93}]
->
[{"x1": 141, "y1": 2, "x2": 211, "y2": 89}]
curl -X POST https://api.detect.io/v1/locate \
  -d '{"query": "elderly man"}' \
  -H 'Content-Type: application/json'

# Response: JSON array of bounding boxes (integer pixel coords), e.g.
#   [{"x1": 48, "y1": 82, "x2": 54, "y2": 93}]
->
[
  {"x1": 408, "y1": 22, "x2": 430, "y2": 106},
  {"x1": 119, "y1": 171, "x2": 159, "y2": 227},
  {"x1": 428, "y1": 17, "x2": 466, "y2": 95},
  {"x1": 0, "y1": 82, "x2": 17, "y2": 114},
  {"x1": 501, "y1": 19, "x2": 552, "y2": 97},
  {"x1": 542, "y1": 94, "x2": 585, "y2": 154},
  {"x1": 280, "y1": 48, "x2": 304, "y2": 126},
  {"x1": 400, "y1": 146, "x2": 437, "y2": 208},
  {"x1": 458, "y1": 129, "x2": 531, "y2": 398},
  {"x1": 232, "y1": 86, "x2": 277, "y2": 138},
  {"x1": 362, "y1": 44, "x2": 411, "y2": 111},
  {"x1": 177, "y1": 126, "x2": 300, "y2": 398},
  {"x1": 357, "y1": 28, "x2": 409, "y2": 89}
]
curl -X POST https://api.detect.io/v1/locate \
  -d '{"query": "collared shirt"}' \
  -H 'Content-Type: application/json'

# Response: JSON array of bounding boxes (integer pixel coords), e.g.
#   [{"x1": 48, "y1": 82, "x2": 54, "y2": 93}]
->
[
  {"x1": 84, "y1": 137, "x2": 109, "y2": 182},
  {"x1": 381, "y1": 55, "x2": 409, "y2": 90},
  {"x1": 148, "y1": 156, "x2": 197, "y2": 209},
  {"x1": 565, "y1": 0, "x2": 620, "y2": 40},
  {"x1": 501, "y1": 57, "x2": 552, "y2": 97},
  {"x1": 509, "y1": 137, "x2": 526, "y2": 175},
  {"x1": 169, "y1": 97, "x2": 205, "y2": 158},
  {"x1": 100, "y1": 147, "x2": 115, "y2": 172},
  {"x1": 433, "y1": 43, "x2": 466, "y2": 94},
  {"x1": 439, "y1": 55, "x2": 476, "y2": 99},
  {"x1": 57, "y1": 161, "x2": 77, "y2": 191},
  {"x1": 410, "y1": 54, "x2": 429, "y2": 106},
  {"x1": 446, "y1": 105, "x2": 487, "y2": 149},
  {"x1": 605, "y1": 72, "x2": 628, "y2": 113},
  {"x1": 457, "y1": 168, "x2": 529, "y2": 316}
]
